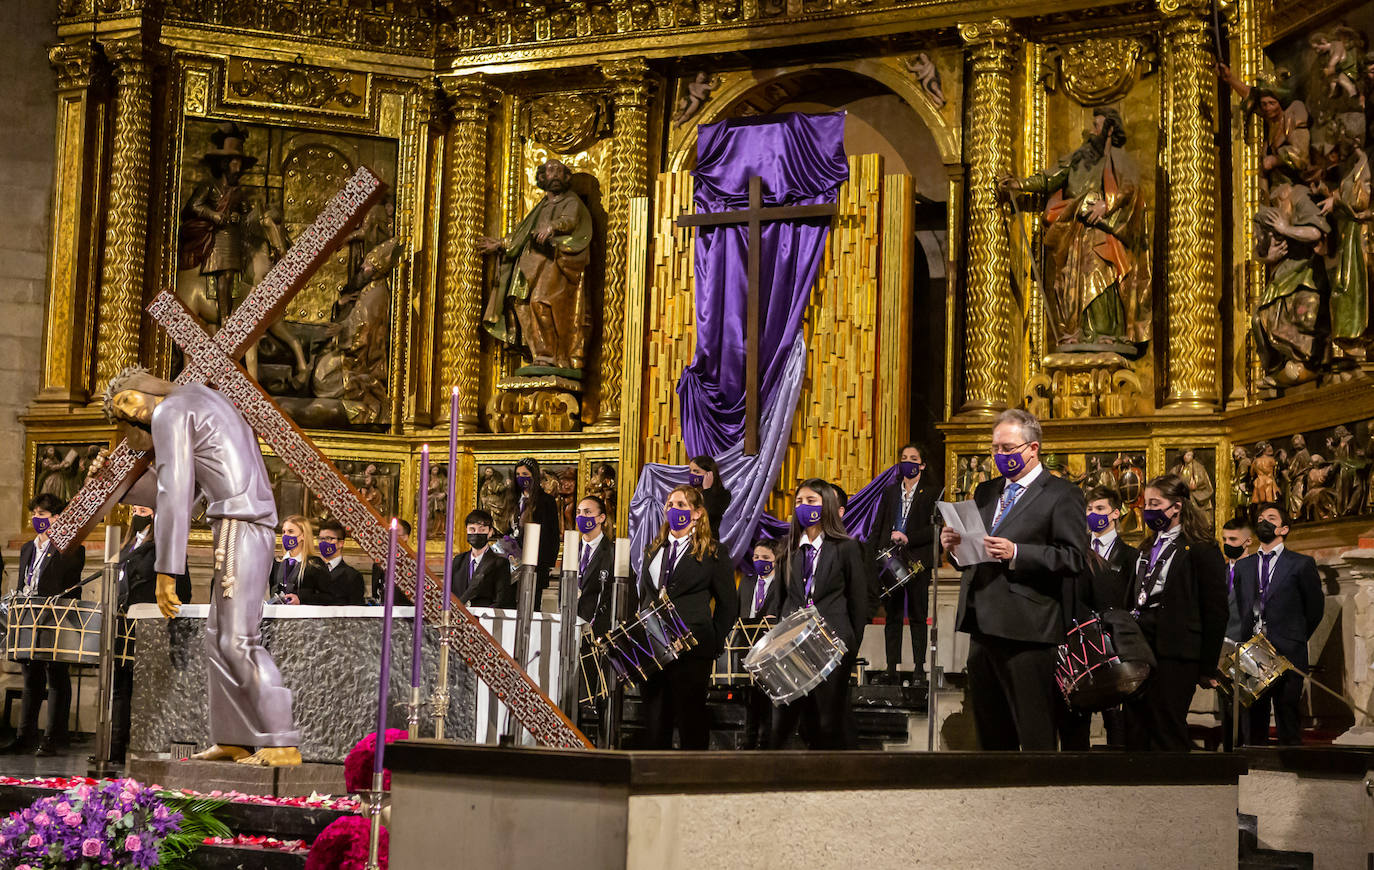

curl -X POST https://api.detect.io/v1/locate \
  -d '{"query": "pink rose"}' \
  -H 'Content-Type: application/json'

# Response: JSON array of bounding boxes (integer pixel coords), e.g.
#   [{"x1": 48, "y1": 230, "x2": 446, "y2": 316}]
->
[
  {"x1": 82, "y1": 839, "x2": 101, "y2": 858},
  {"x1": 55, "y1": 802, "x2": 70, "y2": 814},
  {"x1": 64, "y1": 814, "x2": 81, "y2": 827},
  {"x1": 106, "y1": 810, "x2": 122, "y2": 821},
  {"x1": 31, "y1": 813, "x2": 48, "y2": 826},
  {"x1": 123, "y1": 834, "x2": 142, "y2": 852},
  {"x1": 26, "y1": 834, "x2": 41, "y2": 848}
]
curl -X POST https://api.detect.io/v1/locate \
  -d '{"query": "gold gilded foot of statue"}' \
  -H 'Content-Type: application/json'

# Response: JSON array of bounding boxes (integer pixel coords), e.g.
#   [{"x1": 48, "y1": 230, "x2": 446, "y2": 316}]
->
[
  {"x1": 190, "y1": 743, "x2": 251, "y2": 762},
  {"x1": 236, "y1": 746, "x2": 302, "y2": 767}
]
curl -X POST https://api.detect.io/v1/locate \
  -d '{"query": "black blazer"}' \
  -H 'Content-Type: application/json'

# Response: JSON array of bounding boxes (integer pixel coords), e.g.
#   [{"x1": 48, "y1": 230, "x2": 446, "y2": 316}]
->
[
  {"x1": 954, "y1": 471, "x2": 1089, "y2": 645},
  {"x1": 1233, "y1": 547, "x2": 1324, "y2": 669},
  {"x1": 1076, "y1": 534, "x2": 1138, "y2": 616},
  {"x1": 1129, "y1": 537, "x2": 1229, "y2": 669},
  {"x1": 780, "y1": 535, "x2": 869, "y2": 651},
  {"x1": 16, "y1": 539, "x2": 85, "y2": 599},
  {"x1": 516, "y1": 490, "x2": 562, "y2": 588},
  {"x1": 702, "y1": 484, "x2": 732, "y2": 538},
  {"x1": 272, "y1": 555, "x2": 328, "y2": 600},
  {"x1": 736, "y1": 570, "x2": 782, "y2": 621},
  {"x1": 636, "y1": 538, "x2": 739, "y2": 659},
  {"x1": 456, "y1": 549, "x2": 515, "y2": 609},
  {"x1": 300, "y1": 560, "x2": 366, "y2": 606},
  {"x1": 119, "y1": 534, "x2": 191, "y2": 608},
  {"x1": 576, "y1": 537, "x2": 613, "y2": 629}
]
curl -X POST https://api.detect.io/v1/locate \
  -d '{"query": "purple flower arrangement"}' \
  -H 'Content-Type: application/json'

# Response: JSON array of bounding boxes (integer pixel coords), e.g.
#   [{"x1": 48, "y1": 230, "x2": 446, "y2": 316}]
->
[{"x1": 0, "y1": 778, "x2": 204, "y2": 869}]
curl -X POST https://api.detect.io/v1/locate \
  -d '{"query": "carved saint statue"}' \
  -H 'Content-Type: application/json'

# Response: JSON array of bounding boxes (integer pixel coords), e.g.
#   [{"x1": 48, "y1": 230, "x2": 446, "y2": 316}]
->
[
  {"x1": 481, "y1": 159, "x2": 594, "y2": 376},
  {"x1": 310, "y1": 238, "x2": 400, "y2": 425},
  {"x1": 1219, "y1": 65, "x2": 1311, "y2": 192},
  {"x1": 1252, "y1": 182, "x2": 1331, "y2": 386},
  {"x1": 1000, "y1": 107, "x2": 1151, "y2": 352},
  {"x1": 1169, "y1": 449, "x2": 1215, "y2": 525}
]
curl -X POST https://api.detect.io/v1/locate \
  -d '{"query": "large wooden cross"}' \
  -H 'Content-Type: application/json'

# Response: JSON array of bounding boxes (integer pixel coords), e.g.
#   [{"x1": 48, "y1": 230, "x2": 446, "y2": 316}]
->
[
  {"x1": 675, "y1": 175, "x2": 836, "y2": 455},
  {"x1": 50, "y1": 168, "x2": 589, "y2": 749}
]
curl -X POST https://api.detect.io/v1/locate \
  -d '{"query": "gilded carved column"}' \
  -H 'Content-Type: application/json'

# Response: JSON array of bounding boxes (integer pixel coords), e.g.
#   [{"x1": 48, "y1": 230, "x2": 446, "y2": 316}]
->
[
  {"x1": 438, "y1": 75, "x2": 494, "y2": 429},
  {"x1": 958, "y1": 20, "x2": 1017, "y2": 414},
  {"x1": 1160, "y1": 0, "x2": 1220, "y2": 409},
  {"x1": 41, "y1": 42, "x2": 103, "y2": 406},
  {"x1": 94, "y1": 36, "x2": 156, "y2": 394},
  {"x1": 599, "y1": 58, "x2": 652, "y2": 430}
]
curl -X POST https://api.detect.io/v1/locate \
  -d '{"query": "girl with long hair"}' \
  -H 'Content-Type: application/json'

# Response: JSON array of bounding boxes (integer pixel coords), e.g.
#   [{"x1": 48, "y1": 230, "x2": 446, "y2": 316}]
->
[
  {"x1": 637, "y1": 485, "x2": 738, "y2": 749},
  {"x1": 1123, "y1": 473, "x2": 1228, "y2": 750},
  {"x1": 270, "y1": 515, "x2": 329, "y2": 605},
  {"x1": 769, "y1": 479, "x2": 868, "y2": 750},
  {"x1": 512, "y1": 457, "x2": 561, "y2": 594}
]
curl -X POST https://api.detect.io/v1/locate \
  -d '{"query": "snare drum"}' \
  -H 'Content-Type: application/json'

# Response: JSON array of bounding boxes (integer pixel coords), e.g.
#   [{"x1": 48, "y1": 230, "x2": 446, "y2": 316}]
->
[
  {"x1": 601, "y1": 597, "x2": 697, "y2": 686},
  {"x1": 743, "y1": 605, "x2": 847, "y2": 705},
  {"x1": 6, "y1": 597, "x2": 103, "y2": 665},
  {"x1": 579, "y1": 637, "x2": 610, "y2": 703},
  {"x1": 874, "y1": 545, "x2": 926, "y2": 599},
  {"x1": 1224, "y1": 633, "x2": 1291, "y2": 707},
  {"x1": 1055, "y1": 616, "x2": 1151, "y2": 711},
  {"x1": 712, "y1": 617, "x2": 776, "y2": 686}
]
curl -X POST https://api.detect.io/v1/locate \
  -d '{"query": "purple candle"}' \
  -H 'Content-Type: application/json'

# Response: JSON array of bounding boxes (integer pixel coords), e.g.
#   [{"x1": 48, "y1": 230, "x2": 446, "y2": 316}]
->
[
  {"x1": 441, "y1": 387, "x2": 459, "y2": 611},
  {"x1": 376, "y1": 518, "x2": 398, "y2": 776},
  {"x1": 411, "y1": 444, "x2": 429, "y2": 688}
]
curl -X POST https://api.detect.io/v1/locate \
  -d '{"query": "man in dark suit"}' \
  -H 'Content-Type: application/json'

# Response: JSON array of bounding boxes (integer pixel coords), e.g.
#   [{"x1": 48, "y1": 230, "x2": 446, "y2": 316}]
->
[
  {"x1": 1, "y1": 494, "x2": 86, "y2": 756},
  {"x1": 1234, "y1": 502, "x2": 1324, "y2": 746},
  {"x1": 868, "y1": 442, "x2": 938, "y2": 684},
  {"x1": 454, "y1": 509, "x2": 514, "y2": 609},
  {"x1": 941, "y1": 409, "x2": 1088, "y2": 751},
  {"x1": 1219, "y1": 516, "x2": 1253, "y2": 749},
  {"x1": 301, "y1": 519, "x2": 365, "y2": 606},
  {"x1": 110, "y1": 506, "x2": 191, "y2": 762},
  {"x1": 573, "y1": 497, "x2": 614, "y2": 633}
]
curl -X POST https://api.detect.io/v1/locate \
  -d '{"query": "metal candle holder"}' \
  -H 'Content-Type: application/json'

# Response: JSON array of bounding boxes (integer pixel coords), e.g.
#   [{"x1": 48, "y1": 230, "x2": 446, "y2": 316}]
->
[
  {"x1": 365, "y1": 773, "x2": 385, "y2": 870},
  {"x1": 431, "y1": 609, "x2": 452, "y2": 738}
]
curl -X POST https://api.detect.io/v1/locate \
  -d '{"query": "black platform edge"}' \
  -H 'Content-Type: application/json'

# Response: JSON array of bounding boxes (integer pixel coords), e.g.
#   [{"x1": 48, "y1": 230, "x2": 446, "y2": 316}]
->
[
  {"x1": 1241, "y1": 746, "x2": 1374, "y2": 778},
  {"x1": 192, "y1": 843, "x2": 307, "y2": 870},
  {"x1": 0, "y1": 783, "x2": 349, "y2": 843},
  {"x1": 389, "y1": 742, "x2": 1249, "y2": 794}
]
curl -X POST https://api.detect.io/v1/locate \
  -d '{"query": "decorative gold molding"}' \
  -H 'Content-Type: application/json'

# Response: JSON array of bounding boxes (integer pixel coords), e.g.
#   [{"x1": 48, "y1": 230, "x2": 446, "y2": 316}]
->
[
  {"x1": 94, "y1": 35, "x2": 158, "y2": 395},
  {"x1": 520, "y1": 93, "x2": 611, "y2": 154},
  {"x1": 877, "y1": 172, "x2": 914, "y2": 465},
  {"x1": 226, "y1": 57, "x2": 365, "y2": 113},
  {"x1": 1050, "y1": 37, "x2": 1151, "y2": 106},
  {"x1": 1159, "y1": 0, "x2": 1220, "y2": 410},
  {"x1": 598, "y1": 57, "x2": 652, "y2": 430},
  {"x1": 48, "y1": 41, "x2": 99, "y2": 92},
  {"x1": 959, "y1": 19, "x2": 1017, "y2": 415},
  {"x1": 438, "y1": 75, "x2": 496, "y2": 432}
]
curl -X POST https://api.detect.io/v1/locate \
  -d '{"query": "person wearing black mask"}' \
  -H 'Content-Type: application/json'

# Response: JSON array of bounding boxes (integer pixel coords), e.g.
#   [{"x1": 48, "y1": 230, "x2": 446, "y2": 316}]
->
[
  {"x1": 940, "y1": 409, "x2": 1087, "y2": 751},
  {"x1": 688, "y1": 455, "x2": 731, "y2": 539},
  {"x1": 513, "y1": 458, "x2": 561, "y2": 600},
  {"x1": 1220, "y1": 517, "x2": 1252, "y2": 642},
  {"x1": 1, "y1": 494, "x2": 85, "y2": 756},
  {"x1": 454, "y1": 509, "x2": 514, "y2": 608},
  {"x1": 1233, "y1": 503, "x2": 1323, "y2": 745},
  {"x1": 110, "y1": 506, "x2": 191, "y2": 762},
  {"x1": 1121, "y1": 474, "x2": 1228, "y2": 751},
  {"x1": 869, "y1": 443, "x2": 937, "y2": 685}
]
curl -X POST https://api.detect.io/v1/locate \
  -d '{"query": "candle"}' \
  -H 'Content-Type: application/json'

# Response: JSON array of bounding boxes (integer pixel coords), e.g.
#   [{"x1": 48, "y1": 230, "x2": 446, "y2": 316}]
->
[
  {"x1": 563, "y1": 529, "x2": 579, "y2": 574},
  {"x1": 412, "y1": 444, "x2": 429, "y2": 688},
  {"x1": 441, "y1": 387, "x2": 459, "y2": 611},
  {"x1": 376, "y1": 519, "x2": 398, "y2": 776},
  {"x1": 521, "y1": 523, "x2": 541, "y2": 566},
  {"x1": 614, "y1": 538, "x2": 631, "y2": 577}
]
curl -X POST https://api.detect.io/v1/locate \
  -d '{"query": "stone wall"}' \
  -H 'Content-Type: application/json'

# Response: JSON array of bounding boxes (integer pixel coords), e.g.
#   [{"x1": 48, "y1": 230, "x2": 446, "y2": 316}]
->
[{"x1": 0, "y1": 2, "x2": 56, "y2": 536}]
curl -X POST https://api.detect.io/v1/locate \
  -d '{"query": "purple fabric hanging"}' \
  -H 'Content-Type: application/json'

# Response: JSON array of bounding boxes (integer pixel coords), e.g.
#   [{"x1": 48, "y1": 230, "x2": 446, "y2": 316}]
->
[
  {"x1": 750, "y1": 464, "x2": 903, "y2": 548},
  {"x1": 629, "y1": 112, "x2": 848, "y2": 569}
]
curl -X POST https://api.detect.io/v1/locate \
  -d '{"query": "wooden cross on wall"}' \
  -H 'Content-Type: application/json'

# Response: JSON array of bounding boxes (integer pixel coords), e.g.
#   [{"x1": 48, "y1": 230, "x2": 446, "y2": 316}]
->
[
  {"x1": 675, "y1": 175, "x2": 836, "y2": 455},
  {"x1": 50, "y1": 169, "x2": 589, "y2": 749}
]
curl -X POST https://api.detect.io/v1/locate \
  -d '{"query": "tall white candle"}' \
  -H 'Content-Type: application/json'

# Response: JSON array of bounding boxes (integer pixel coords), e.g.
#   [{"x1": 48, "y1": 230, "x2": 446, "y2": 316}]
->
[
  {"x1": 521, "y1": 523, "x2": 541, "y2": 566},
  {"x1": 614, "y1": 538, "x2": 631, "y2": 577}
]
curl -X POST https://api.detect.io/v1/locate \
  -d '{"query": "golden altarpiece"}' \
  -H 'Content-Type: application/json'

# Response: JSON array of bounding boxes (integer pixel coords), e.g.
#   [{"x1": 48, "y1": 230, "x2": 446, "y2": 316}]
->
[{"x1": 23, "y1": 0, "x2": 1374, "y2": 723}]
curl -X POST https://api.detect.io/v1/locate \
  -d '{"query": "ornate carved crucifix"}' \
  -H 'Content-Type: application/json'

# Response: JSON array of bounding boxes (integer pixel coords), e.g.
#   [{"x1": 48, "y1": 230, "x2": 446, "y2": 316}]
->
[
  {"x1": 50, "y1": 167, "x2": 589, "y2": 749},
  {"x1": 676, "y1": 174, "x2": 836, "y2": 455}
]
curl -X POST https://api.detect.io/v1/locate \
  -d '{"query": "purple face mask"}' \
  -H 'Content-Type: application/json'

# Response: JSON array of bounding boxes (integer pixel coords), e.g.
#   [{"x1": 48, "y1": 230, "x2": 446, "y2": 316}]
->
[
  {"x1": 1141, "y1": 507, "x2": 1174, "y2": 532},
  {"x1": 319, "y1": 540, "x2": 339, "y2": 559},
  {"x1": 1086, "y1": 512, "x2": 1111, "y2": 533},
  {"x1": 516, "y1": 475, "x2": 531, "y2": 492},
  {"x1": 994, "y1": 450, "x2": 1025, "y2": 478},
  {"x1": 753, "y1": 559, "x2": 774, "y2": 576},
  {"x1": 575, "y1": 515, "x2": 598, "y2": 534},
  {"x1": 31, "y1": 516, "x2": 50, "y2": 535},
  {"x1": 795, "y1": 503, "x2": 823, "y2": 528},
  {"x1": 899, "y1": 461, "x2": 922, "y2": 479},
  {"x1": 666, "y1": 507, "x2": 693, "y2": 531},
  {"x1": 282, "y1": 534, "x2": 299, "y2": 552},
  {"x1": 688, "y1": 472, "x2": 705, "y2": 488}
]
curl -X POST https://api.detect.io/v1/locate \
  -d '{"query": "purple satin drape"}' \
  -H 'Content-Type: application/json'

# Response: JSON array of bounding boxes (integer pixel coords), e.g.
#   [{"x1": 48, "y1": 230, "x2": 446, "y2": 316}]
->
[
  {"x1": 629, "y1": 112, "x2": 848, "y2": 568},
  {"x1": 751, "y1": 464, "x2": 902, "y2": 545}
]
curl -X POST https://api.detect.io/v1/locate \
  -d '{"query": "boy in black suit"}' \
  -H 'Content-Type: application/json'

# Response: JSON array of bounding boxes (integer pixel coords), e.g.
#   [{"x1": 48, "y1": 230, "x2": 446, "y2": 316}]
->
[
  {"x1": 2, "y1": 494, "x2": 86, "y2": 756},
  {"x1": 454, "y1": 509, "x2": 513, "y2": 609},
  {"x1": 1219, "y1": 516, "x2": 1253, "y2": 748},
  {"x1": 941, "y1": 409, "x2": 1088, "y2": 751},
  {"x1": 301, "y1": 519, "x2": 365, "y2": 606},
  {"x1": 1234, "y1": 503, "x2": 1324, "y2": 746},
  {"x1": 573, "y1": 497, "x2": 613, "y2": 632},
  {"x1": 738, "y1": 538, "x2": 781, "y2": 749},
  {"x1": 868, "y1": 442, "x2": 937, "y2": 684},
  {"x1": 111, "y1": 505, "x2": 191, "y2": 762}
]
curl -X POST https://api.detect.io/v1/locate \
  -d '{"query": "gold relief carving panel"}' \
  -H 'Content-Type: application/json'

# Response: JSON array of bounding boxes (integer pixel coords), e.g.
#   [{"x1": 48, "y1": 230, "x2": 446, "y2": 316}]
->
[
  {"x1": 641, "y1": 170, "x2": 697, "y2": 468},
  {"x1": 1046, "y1": 37, "x2": 1155, "y2": 107},
  {"x1": 226, "y1": 58, "x2": 367, "y2": 115},
  {"x1": 184, "y1": 68, "x2": 211, "y2": 116},
  {"x1": 520, "y1": 93, "x2": 611, "y2": 154}
]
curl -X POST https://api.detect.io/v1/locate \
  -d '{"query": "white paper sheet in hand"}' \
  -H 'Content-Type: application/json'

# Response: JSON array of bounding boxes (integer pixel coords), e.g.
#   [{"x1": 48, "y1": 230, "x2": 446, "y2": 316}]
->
[{"x1": 938, "y1": 500, "x2": 994, "y2": 565}]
